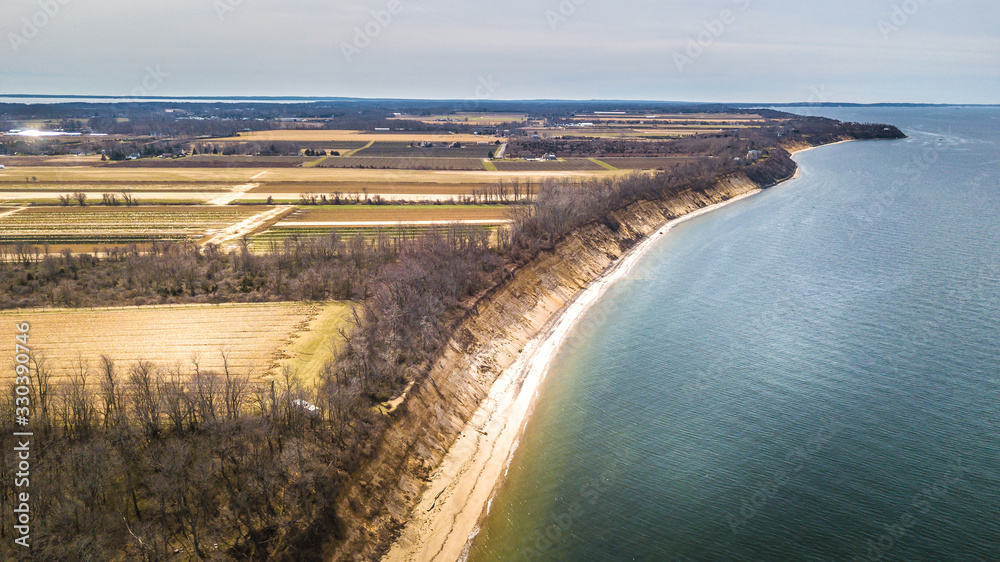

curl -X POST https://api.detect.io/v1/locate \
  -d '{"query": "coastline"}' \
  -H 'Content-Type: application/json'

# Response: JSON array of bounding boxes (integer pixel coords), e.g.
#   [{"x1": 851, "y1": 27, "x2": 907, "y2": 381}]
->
[{"x1": 383, "y1": 188, "x2": 766, "y2": 562}]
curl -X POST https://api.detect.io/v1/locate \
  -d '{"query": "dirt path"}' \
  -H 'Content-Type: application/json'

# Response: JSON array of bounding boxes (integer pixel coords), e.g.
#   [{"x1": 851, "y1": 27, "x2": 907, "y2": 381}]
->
[
  {"x1": 208, "y1": 171, "x2": 269, "y2": 205},
  {"x1": 201, "y1": 205, "x2": 293, "y2": 248},
  {"x1": 0, "y1": 207, "x2": 25, "y2": 219}
]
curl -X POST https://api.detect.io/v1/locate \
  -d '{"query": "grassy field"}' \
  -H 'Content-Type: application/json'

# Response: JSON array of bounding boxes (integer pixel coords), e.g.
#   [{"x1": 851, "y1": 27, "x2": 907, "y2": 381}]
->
[
  {"x1": 0, "y1": 205, "x2": 271, "y2": 246},
  {"x1": 0, "y1": 302, "x2": 351, "y2": 383}
]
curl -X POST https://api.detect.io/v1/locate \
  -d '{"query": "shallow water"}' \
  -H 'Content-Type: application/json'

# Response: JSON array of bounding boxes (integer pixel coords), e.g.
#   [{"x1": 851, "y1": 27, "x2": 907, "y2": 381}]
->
[{"x1": 468, "y1": 108, "x2": 1000, "y2": 561}]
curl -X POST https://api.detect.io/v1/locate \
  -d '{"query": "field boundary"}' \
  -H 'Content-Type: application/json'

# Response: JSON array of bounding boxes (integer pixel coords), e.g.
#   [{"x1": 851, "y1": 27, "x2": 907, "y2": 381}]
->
[
  {"x1": 589, "y1": 158, "x2": 618, "y2": 170},
  {"x1": 343, "y1": 140, "x2": 375, "y2": 157}
]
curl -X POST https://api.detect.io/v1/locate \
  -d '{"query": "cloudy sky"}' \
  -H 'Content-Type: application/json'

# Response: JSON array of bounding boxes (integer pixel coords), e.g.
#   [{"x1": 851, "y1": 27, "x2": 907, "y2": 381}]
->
[{"x1": 2, "y1": 0, "x2": 997, "y2": 103}]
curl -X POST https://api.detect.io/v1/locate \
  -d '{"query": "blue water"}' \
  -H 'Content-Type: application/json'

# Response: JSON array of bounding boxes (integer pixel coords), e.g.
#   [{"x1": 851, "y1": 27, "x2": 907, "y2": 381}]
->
[{"x1": 468, "y1": 108, "x2": 1000, "y2": 561}]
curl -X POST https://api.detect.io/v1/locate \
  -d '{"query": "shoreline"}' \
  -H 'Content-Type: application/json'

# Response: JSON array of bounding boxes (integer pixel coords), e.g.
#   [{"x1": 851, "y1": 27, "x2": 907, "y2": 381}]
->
[{"x1": 383, "y1": 186, "x2": 766, "y2": 562}]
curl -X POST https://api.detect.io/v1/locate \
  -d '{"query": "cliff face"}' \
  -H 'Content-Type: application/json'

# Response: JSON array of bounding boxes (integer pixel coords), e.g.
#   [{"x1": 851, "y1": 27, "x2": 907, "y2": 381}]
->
[{"x1": 326, "y1": 173, "x2": 766, "y2": 561}]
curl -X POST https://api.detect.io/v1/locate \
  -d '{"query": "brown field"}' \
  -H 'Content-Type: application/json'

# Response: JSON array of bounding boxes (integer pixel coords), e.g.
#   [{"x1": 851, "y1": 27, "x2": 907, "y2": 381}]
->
[
  {"x1": 0, "y1": 165, "x2": 261, "y2": 184},
  {"x1": 211, "y1": 130, "x2": 499, "y2": 143},
  {"x1": 598, "y1": 157, "x2": 704, "y2": 169},
  {"x1": 109, "y1": 156, "x2": 310, "y2": 168},
  {"x1": 0, "y1": 155, "x2": 106, "y2": 167},
  {"x1": 493, "y1": 159, "x2": 605, "y2": 172},
  {"x1": 248, "y1": 181, "x2": 485, "y2": 195},
  {"x1": 0, "y1": 205, "x2": 273, "y2": 246},
  {"x1": 255, "y1": 167, "x2": 627, "y2": 183},
  {"x1": 280, "y1": 205, "x2": 513, "y2": 223},
  {"x1": 0, "y1": 302, "x2": 352, "y2": 383},
  {"x1": 319, "y1": 157, "x2": 486, "y2": 170}
]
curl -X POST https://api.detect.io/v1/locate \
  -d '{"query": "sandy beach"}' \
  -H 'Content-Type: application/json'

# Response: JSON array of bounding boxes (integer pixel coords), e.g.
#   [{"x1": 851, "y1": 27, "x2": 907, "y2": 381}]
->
[{"x1": 383, "y1": 187, "x2": 764, "y2": 562}]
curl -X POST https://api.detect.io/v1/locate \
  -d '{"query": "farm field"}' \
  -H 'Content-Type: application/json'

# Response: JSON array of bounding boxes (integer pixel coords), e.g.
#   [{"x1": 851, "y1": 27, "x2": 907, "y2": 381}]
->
[
  {"x1": 247, "y1": 181, "x2": 488, "y2": 196},
  {"x1": 598, "y1": 157, "x2": 705, "y2": 169},
  {"x1": 0, "y1": 302, "x2": 350, "y2": 384},
  {"x1": 250, "y1": 223, "x2": 500, "y2": 252},
  {"x1": 0, "y1": 205, "x2": 273, "y2": 246},
  {"x1": 0, "y1": 155, "x2": 106, "y2": 167},
  {"x1": 109, "y1": 155, "x2": 310, "y2": 168},
  {"x1": 279, "y1": 205, "x2": 513, "y2": 224},
  {"x1": 389, "y1": 113, "x2": 528, "y2": 124},
  {"x1": 212, "y1": 130, "x2": 498, "y2": 143},
  {"x1": 319, "y1": 156, "x2": 486, "y2": 170},
  {"x1": 493, "y1": 159, "x2": 605, "y2": 172},
  {"x1": 359, "y1": 141, "x2": 499, "y2": 158},
  {"x1": 255, "y1": 167, "x2": 629, "y2": 184},
  {"x1": 0, "y1": 165, "x2": 262, "y2": 184}
]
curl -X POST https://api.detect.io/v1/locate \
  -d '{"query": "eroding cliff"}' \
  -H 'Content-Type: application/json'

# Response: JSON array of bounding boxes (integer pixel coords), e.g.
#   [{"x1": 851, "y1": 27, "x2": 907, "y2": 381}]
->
[{"x1": 326, "y1": 173, "x2": 767, "y2": 561}]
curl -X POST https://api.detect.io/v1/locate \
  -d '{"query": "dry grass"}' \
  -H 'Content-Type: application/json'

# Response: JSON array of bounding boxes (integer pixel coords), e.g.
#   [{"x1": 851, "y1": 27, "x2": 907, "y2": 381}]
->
[{"x1": 0, "y1": 302, "x2": 351, "y2": 383}]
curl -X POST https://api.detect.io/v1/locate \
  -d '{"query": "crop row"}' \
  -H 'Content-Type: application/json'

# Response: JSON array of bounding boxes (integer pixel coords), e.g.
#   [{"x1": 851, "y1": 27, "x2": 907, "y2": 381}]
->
[
  {"x1": 249, "y1": 224, "x2": 497, "y2": 251},
  {"x1": 492, "y1": 159, "x2": 606, "y2": 172},
  {"x1": 598, "y1": 157, "x2": 698, "y2": 169},
  {"x1": 319, "y1": 157, "x2": 487, "y2": 170},
  {"x1": 358, "y1": 141, "x2": 498, "y2": 158}
]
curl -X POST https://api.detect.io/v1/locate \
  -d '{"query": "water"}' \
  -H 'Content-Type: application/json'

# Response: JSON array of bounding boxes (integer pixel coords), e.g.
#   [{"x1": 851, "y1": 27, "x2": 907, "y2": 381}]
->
[{"x1": 468, "y1": 108, "x2": 1000, "y2": 561}]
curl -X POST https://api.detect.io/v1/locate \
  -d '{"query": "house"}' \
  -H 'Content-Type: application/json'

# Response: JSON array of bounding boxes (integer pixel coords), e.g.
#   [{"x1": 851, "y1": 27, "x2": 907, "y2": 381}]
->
[{"x1": 292, "y1": 399, "x2": 322, "y2": 417}]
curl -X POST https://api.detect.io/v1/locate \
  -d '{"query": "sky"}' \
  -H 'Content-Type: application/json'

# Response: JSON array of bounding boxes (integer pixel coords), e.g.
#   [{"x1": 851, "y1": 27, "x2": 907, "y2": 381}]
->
[{"x1": 1, "y1": 0, "x2": 998, "y2": 103}]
